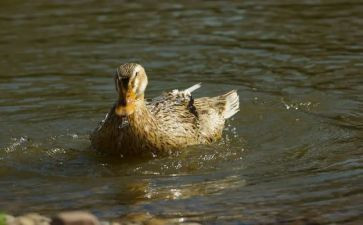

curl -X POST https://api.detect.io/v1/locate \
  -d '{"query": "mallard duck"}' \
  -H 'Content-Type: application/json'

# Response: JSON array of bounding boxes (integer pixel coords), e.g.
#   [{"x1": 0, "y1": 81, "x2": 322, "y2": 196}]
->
[{"x1": 90, "y1": 63, "x2": 239, "y2": 156}]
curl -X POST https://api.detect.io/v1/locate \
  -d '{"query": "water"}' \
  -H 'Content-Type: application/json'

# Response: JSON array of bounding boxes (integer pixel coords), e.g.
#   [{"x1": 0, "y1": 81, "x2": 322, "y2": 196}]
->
[{"x1": 1, "y1": 1, "x2": 362, "y2": 224}]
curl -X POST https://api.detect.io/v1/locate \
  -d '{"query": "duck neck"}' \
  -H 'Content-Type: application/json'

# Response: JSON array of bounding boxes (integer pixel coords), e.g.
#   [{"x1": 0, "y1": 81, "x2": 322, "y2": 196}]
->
[{"x1": 127, "y1": 99, "x2": 159, "y2": 136}]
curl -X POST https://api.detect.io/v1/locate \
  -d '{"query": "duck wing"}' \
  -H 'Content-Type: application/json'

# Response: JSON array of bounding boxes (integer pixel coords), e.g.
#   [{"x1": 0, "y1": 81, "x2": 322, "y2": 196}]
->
[
  {"x1": 192, "y1": 90, "x2": 239, "y2": 142},
  {"x1": 145, "y1": 83, "x2": 239, "y2": 144},
  {"x1": 145, "y1": 84, "x2": 201, "y2": 137},
  {"x1": 147, "y1": 84, "x2": 201, "y2": 116}
]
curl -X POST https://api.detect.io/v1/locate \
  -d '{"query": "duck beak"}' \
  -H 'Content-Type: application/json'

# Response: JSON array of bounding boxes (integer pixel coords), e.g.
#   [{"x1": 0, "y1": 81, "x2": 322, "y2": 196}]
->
[{"x1": 115, "y1": 88, "x2": 136, "y2": 116}]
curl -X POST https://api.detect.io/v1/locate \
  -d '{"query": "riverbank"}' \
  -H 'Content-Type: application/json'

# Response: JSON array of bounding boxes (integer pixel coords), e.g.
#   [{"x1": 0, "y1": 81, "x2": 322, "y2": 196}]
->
[{"x1": 2, "y1": 212, "x2": 200, "y2": 225}]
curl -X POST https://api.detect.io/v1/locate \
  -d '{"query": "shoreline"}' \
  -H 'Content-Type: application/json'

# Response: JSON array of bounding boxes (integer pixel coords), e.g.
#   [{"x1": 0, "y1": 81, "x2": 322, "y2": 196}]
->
[{"x1": 1, "y1": 211, "x2": 200, "y2": 225}]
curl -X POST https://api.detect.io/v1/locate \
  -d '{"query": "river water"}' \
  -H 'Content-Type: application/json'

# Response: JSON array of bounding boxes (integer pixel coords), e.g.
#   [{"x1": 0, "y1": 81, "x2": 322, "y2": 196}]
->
[{"x1": 0, "y1": 1, "x2": 362, "y2": 224}]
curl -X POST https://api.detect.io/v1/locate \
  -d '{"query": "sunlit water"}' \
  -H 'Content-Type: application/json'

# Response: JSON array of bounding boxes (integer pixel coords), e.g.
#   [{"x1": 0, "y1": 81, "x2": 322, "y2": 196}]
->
[{"x1": 0, "y1": 1, "x2": 362, "y2": 224}]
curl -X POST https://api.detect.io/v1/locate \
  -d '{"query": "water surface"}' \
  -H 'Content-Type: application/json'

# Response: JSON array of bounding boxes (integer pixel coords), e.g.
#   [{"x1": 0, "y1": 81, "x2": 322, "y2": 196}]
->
[{"x1": 1, "y1": 1, "x2": 362, "y2": 224}]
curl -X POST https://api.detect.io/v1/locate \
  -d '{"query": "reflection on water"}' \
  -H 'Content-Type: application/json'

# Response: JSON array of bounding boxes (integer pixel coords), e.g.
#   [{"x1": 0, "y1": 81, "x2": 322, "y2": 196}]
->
[
  {"x1": 0, "y1": 1, "x2": 362, "y2": 224},
  {"x1": 124, "y1": 175, "x2": 246, "y2": 203}
]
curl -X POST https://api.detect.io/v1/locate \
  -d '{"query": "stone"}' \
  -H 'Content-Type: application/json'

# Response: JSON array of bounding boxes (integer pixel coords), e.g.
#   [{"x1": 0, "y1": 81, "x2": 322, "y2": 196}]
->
[
  {"x1": 4, "y1": 214, "x2": 15, "y2": 225},
  {"x1": 51, "y1": 211, "x2": 100, "y2": 225},
  {"x1": 6, "y1": 213, "x2": 50, "y2": 225}
]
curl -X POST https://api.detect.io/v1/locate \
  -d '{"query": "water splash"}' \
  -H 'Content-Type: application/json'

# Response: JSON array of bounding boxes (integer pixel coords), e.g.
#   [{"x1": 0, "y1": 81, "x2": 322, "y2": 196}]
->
[
  {"x1": 281, "y1": 98, "x2": 319, "y2": 111},
  {"x1": 4, "y1": 136, "x2": 30, "y2": 154}
]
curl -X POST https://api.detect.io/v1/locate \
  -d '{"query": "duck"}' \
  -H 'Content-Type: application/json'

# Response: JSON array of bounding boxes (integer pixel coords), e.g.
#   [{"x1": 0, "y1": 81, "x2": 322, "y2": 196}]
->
[{"x1": 90, "y1": 63, "x2": 239, "y2": 157}]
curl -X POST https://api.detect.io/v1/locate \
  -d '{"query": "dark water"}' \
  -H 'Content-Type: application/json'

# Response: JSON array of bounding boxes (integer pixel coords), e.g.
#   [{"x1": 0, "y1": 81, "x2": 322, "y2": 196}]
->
[{"x1": 1, "y1": 1, "x2": 362, "y2": 224}]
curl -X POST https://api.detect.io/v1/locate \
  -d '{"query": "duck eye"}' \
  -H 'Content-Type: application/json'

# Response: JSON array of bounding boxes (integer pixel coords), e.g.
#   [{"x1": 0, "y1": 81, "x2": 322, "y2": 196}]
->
[{"x1": 135, "y1": 72, "x2": 139, "y2": 77}]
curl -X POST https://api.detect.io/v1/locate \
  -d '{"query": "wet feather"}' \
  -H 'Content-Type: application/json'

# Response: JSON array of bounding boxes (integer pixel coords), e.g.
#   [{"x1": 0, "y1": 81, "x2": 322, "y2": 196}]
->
[{"x1": 90, "y1": 63, "x2": 239, "y2": 156}]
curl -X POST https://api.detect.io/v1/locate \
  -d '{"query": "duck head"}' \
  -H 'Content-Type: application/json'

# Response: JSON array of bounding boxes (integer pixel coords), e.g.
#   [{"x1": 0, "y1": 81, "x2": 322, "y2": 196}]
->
[{"x1": 114, "y1": 63, "x2": 148, "y2": 116}]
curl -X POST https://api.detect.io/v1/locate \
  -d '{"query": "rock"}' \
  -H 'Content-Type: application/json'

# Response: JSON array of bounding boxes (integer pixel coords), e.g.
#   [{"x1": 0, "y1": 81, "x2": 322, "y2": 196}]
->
[
  {"x1": 4, "y1": 214, "x2": 15, "y2": 225},
  {"x1": 51, "y1": 211, "x2": 100, "y2": 225},
  {"x1": 6, "y1": 213, "x2": 50, "y2": 225},
  {"x1": 3, "y1": 212, "x2": 200, "y2": 225}
]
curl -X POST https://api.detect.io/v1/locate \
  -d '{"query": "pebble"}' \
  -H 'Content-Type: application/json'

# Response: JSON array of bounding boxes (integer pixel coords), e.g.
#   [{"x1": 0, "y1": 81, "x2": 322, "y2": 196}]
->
[
  {"x1": 6, "y1": 213, "x2": 50, "y2": 225},
  {"x1": 3, "y1": 212, "x2": 200, "y2": 225},
  {"x1": 51, "y1": 211, "x2": 99, "y2": 225}
]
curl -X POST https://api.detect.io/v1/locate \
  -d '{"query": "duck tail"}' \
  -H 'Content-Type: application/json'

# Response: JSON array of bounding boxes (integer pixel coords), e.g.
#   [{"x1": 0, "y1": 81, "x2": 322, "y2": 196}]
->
[
  {"x1": 185, "y1": 83, "x2": 201, "y2": 93},
  {"x1": 222, "y1": 90, "x2": 239, "y2": 119}
]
